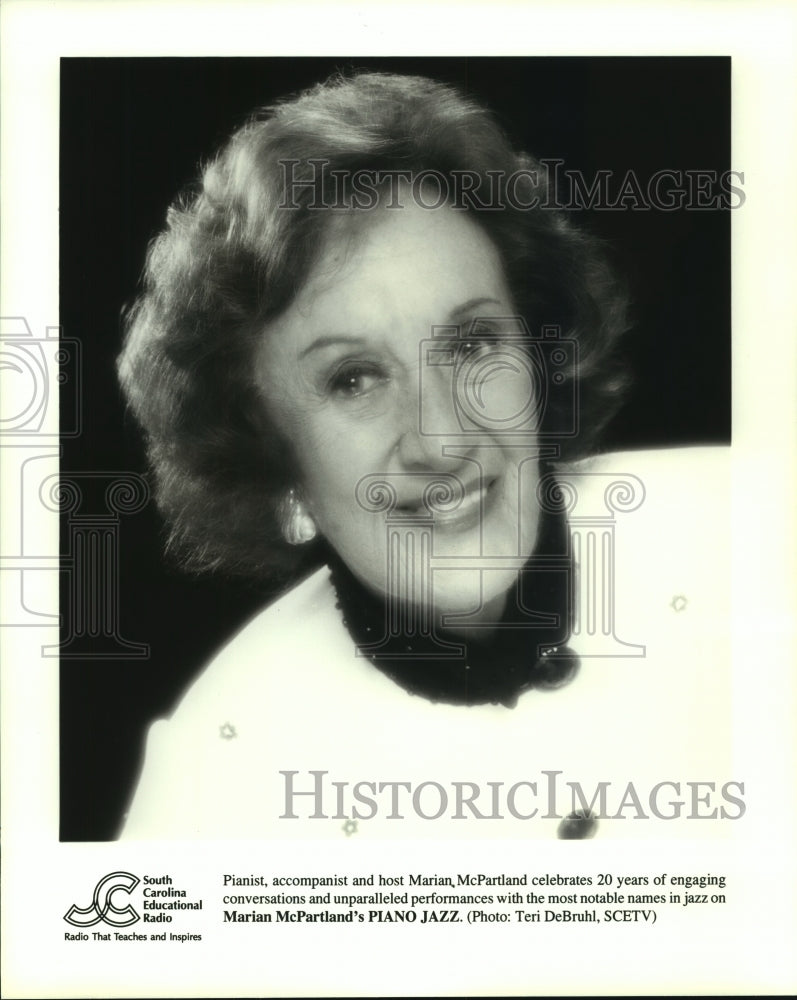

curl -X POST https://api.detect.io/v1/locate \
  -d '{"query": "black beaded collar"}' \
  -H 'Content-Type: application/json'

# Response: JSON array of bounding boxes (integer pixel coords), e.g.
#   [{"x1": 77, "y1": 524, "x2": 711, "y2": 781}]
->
[{"x1": 325, "y1": 497, "x2": 579, "y2": 709}]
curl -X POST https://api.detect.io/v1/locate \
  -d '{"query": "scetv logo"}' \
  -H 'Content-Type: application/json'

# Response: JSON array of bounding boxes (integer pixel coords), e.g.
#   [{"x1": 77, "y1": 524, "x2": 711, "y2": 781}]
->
[{"x1": 64, "y1": 871, "x2": 141, "y2": 928}]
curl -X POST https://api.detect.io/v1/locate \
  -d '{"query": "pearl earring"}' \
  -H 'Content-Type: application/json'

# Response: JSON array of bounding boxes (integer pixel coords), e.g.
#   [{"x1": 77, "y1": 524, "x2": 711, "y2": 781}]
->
[{"x1": 281, "y1": 489, "x2": 318, "y2": 545}]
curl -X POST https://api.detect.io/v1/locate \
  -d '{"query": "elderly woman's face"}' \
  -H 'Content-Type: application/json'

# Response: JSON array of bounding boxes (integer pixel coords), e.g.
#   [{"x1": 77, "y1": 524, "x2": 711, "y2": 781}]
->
[{"x1": 256, "y1": 198, "x2": 542, "y2": 624}]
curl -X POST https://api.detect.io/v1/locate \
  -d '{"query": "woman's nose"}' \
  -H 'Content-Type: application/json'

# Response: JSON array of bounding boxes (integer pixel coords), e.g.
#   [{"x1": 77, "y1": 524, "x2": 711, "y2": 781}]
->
[
  {"x1": 397, "y1": 422, "x2": 448, "y2": 470},
  {"x1": 395, "y1": 369, "x2": 458, "y2": 470}
]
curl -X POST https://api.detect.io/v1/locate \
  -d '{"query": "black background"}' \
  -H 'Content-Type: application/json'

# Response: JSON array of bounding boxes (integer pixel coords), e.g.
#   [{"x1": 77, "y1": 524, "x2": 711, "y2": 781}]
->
[{"x1": 59, "y1": 57, "x2": 731, "y2": 840}]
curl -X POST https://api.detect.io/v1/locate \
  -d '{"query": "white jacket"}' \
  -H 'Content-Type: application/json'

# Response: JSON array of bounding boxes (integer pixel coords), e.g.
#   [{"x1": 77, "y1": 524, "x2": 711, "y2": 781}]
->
[{"x1": 121, "y1": 447, "x2": 736, "y2": 841}]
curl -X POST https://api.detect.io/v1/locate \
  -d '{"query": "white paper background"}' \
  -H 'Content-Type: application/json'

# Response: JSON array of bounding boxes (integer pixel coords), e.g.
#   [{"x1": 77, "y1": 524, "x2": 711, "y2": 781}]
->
[{"x1": 1, "y1": 1, "x2": 796, "y2": 996}]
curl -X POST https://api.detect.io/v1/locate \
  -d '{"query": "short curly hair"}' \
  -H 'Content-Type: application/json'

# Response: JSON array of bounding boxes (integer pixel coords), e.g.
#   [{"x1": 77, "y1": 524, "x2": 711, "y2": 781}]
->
[{"x1": 118, "y1": 71, "x2": 629, "y2": 584}]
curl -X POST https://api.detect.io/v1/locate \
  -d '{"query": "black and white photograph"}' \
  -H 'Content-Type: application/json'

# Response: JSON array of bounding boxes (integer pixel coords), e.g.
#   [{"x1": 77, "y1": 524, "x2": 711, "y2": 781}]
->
[
  {"x1": 2, "y1": 2, "x2": 796, "y2": 997},
  {"x1": 60, "y1": 55, "x2": 735, "y2": 843}
]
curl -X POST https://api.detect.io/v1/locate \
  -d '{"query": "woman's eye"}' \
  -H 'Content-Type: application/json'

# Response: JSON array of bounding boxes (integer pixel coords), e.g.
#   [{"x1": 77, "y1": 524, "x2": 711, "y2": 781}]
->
[
  {"x1": 457, "y1": 325, "x2": 500, "y2": 361},
  {"x1": 458, "y1": 339, "x2": 492, "y2": 360},
  {"x1": 328, "y1": 364, "x2": 385, "y2": 398}
]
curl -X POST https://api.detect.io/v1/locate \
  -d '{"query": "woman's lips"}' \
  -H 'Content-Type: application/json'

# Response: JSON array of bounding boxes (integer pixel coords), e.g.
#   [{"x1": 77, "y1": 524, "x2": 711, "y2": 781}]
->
[{"x1": 396, "y1": 477, "x2": 498, "y2": 533}]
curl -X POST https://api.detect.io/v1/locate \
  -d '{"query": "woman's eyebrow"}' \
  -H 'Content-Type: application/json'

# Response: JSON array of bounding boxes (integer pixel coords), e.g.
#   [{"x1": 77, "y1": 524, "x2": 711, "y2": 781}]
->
[
  {"x1": 298, "y1": 298, "x2": 504, "y2": 359},
  {"x1": 448, "y1": 296, "x2": 503, "y2": 321},
  {"x1": 299, "y1": 335, "x2": 367, "y2": 360}
]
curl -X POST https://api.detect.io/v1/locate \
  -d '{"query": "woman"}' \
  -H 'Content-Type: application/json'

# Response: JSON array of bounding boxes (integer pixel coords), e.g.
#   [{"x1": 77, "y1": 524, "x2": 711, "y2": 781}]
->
[{"x1": 118, "y1": 72, "x2": 732, "y2": 840}]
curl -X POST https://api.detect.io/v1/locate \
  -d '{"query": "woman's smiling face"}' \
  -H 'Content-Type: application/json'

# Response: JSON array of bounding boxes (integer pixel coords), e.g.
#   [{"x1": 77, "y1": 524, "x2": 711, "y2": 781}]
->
[{"x1": 255, "y1": 197, "x2": 543, "y2": 625}]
